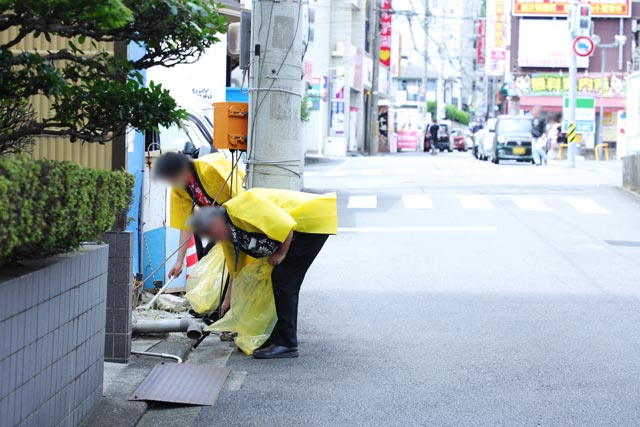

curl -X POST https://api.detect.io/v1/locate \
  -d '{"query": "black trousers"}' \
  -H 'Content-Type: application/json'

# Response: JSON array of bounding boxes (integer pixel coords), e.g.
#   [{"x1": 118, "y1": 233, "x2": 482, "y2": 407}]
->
[{"x1": 270, "y1": 233, "x2": 329, "y2": 347}]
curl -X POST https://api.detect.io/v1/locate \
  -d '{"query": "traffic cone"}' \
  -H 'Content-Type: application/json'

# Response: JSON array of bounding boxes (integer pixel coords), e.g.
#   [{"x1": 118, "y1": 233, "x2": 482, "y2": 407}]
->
[{"x1": 185, "y1": 236, "x2": 198, "y2": 279}]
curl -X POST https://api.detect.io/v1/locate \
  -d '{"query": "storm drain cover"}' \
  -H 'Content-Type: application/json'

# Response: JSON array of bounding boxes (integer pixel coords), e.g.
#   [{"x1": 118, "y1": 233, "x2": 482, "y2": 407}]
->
[
  {"x1": 604, "y1": 240, "x2": 640, "y2": 248},
  {"x1": 130, "y1": 363, "x2": 231, "y2": 406}
]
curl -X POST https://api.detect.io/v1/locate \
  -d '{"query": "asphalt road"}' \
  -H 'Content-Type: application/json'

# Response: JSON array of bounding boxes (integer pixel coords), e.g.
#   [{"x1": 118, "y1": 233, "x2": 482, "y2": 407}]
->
[{"x1": 198, "y1": 153, "x2": 640, "y2": 427}]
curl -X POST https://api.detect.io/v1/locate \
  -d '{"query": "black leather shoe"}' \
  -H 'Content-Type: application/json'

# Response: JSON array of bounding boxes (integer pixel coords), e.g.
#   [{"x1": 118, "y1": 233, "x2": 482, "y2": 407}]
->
[{"x1": 253, "y1": 345, "x2": 298, "y2": 359}]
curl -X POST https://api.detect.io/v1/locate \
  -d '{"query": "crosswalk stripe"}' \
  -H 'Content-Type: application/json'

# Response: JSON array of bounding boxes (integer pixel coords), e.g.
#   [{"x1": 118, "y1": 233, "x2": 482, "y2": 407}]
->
[
  {"x1": 402, "y1": 194, "x2": 434, "y2": 209},
  {"x1": 347, "y1": 195, "x2": 377, "y2": 209},
  {"x1": 510, "y1": 195, "x2": 551, "y2": 211},
  {"x1": 361, "y1": 169, "x2": 383, "y2": 176},
  {"x1": 396, "y1": 168, "x2": 417, "y2": 175},
  {"x1": 326, "y1": 169, "x2": 348, "y2": 177},
  {"x1": 564, "y1": 197, "x2": 610, "y2": 214},
  {"x1": 458, "y1": 195, "x2": 493, "y2": 209}
]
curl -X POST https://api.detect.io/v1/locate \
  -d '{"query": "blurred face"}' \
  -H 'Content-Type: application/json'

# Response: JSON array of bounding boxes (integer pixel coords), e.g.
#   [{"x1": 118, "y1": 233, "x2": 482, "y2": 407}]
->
[
  {"x1": 532, "y1": 106, "x2": 542, "y2": 118},
  {"x1": 165, "y1": 168, "x2": 191, "y2": 188},
  {"x1": 202, "y1": 214, "x2": 232, "y2": 242}
]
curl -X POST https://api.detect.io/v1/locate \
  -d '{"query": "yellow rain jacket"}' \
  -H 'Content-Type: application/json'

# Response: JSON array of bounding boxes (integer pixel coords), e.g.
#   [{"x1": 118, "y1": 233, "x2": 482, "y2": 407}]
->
[
  {"x1": 170, "y1": 154, "x2": 245, "y2": 231},
  {"x1": 220, "y1": 188, "x2": 338, "y2": 277}
]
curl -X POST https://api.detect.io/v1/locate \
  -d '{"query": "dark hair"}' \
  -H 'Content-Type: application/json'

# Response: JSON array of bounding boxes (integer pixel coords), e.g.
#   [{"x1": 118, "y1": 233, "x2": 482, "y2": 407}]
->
[{"x1": 154, "y1": 152, "x2": 190, "y2": 179}]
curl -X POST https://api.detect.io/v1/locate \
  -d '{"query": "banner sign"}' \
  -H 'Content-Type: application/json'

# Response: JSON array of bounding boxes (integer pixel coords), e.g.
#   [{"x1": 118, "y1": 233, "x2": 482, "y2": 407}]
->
[
  {"x1": 485, "y1": 0, "x2": 506, "y2": 76},
  {"x1": 510, "y1": 73, "x2": 627, "y2": 98},
  {"x1": 513, "y1": 0, "x2": 630, "y2": 17},
  {"x1": 476, "y1": 19, "x2": 485, "y2": 65},
  {"x1": 380, "y1": 0, "x2": 392, "y2": 67}
]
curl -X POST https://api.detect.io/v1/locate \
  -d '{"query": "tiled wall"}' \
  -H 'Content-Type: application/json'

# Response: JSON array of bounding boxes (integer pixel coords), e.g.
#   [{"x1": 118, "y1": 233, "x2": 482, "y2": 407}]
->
[
  {"x1": 0, "y1": 245, "x2": 108, "y2": 427},
  {"x1": 101, "y1": 231, "x2": 133, "y2": 363}
]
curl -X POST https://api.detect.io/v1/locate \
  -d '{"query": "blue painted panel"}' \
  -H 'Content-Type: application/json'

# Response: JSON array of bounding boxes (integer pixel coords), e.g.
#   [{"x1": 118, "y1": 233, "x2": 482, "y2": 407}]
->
[
  {"x1": 142, "y1": 227, "x2": 166, "y2": 289},
  {"x1": 226, "y1": 87, "x2": 249, "y2": 102}
]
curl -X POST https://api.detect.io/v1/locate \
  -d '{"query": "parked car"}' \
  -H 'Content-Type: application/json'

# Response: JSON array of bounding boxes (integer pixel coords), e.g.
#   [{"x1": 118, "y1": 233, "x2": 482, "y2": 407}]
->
[
  {"x1": 451, "y1": 129, "x2": 467, "y2": 151},
  {"x1": 476, "y1": 118, "x2": 497, "y2": 160},
  {"x1": 485, "y1": 115, "x2": 534, "y2": 164}
]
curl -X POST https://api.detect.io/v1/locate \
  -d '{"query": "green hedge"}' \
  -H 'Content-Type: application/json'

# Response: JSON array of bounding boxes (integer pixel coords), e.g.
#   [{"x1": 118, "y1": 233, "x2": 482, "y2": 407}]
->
[
  {"x1": 0, "y1": 156, "x2": 133, "y2": 264},
  {"x1": 426, "y1": 102, "x2": 471, "y2": 126}
]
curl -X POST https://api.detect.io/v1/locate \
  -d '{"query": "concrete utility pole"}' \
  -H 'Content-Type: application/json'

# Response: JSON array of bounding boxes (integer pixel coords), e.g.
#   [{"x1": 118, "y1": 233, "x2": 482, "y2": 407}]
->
[
  {"x1": 368, "y1": 0, "x2": 381, "y2": 156},
  {"x1": 567, "y1": 0, "x2": 578, "y2": 168},
  {"x1": 247, "y1": 0, "x2": 305, "y2": 190}
]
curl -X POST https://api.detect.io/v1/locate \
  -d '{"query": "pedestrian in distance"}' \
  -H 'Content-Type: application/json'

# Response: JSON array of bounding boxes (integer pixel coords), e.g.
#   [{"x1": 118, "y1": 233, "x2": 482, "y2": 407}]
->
[
  {"x1": 188, "y1": 188, "x2": 338, "y2": 359},
  {"x1": 154, "y1": 152, "x2": 244, "y2": 277},
  {"x1": 530, "y1": 106, "x2": 548, "y2": 166},
  {"x1": 426, "y1": 118, "x2": 440, "y2": 155}
]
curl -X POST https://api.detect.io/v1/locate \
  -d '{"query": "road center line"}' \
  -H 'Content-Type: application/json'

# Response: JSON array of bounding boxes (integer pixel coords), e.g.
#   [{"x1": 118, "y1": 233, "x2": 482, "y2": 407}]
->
[{"x1": 338, "y1": 226, "x2": 497, "y2": 233}]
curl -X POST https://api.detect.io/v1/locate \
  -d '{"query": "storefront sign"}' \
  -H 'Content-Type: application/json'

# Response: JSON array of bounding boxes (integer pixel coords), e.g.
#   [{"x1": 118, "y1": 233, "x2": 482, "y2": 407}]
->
[
  {"x1": 395, "y1": 108, "x2": 420, "y2": 151},
  {"x1": 563, "y1": 97, "x2": 596, "y2": 133},
  {"x1": 511, "y1": 73, "x2": 627, "y2": 98},
  {"x1": 485, "y1": 0, "x2": 506, "y2": 76},
  {"x1": 380, "y1": 0, "x2": 392, "y2": 67},
  {"x1": 350, "y1": 46, "x2": 363, "y2": 91},
  {"x1": 513, "y1": 0, "x2": 630, "y2": 17},
  {"x1": 307, "y1": 77, "x2": 322, "y2": 111},
  {"x1": 518, "y1": 19, "x2": 589, "y2": 68},
  {"x1": 329, "y1": 101, "x2": 345, "y2": 136}
]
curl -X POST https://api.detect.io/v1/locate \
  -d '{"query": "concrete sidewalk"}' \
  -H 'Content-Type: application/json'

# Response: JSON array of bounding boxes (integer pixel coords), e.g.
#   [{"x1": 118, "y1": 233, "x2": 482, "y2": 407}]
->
[{"x1": 83, "y1": 333, "x2": 237, "y2": 427}]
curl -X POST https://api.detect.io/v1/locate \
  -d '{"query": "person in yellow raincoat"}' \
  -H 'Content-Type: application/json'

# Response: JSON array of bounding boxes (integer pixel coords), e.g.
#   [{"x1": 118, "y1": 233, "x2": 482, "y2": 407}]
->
[
  {"x1": 153, "y1": 152, "x2": 244, "y2": 278},
  {"x1": 188, "y1": 188, "x2": 337, "y2": 359}
]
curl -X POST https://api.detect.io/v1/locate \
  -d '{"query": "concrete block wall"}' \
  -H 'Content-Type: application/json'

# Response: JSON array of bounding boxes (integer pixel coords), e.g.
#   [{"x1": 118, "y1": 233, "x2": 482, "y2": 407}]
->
[
  {"x1": 623, "y1": 153, "x2": 640, "y2": 193},
  {"x1": 0, "y1": 245, "x2": 108, "y2": 427},
  {"x1": 101, "y1": 231, "x2": 133, "y2": 363}
]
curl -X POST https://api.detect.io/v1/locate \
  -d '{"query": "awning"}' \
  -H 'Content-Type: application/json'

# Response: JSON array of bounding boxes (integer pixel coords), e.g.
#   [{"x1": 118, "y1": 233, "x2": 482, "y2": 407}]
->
[{"x1": 518, "y1": 96, "x2": 625, "y2": 113}]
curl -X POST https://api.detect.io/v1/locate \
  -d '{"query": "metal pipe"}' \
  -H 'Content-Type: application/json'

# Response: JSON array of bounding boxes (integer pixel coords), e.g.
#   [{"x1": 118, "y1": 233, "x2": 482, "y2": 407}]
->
[
  {"x1": 142, "y1": 276, "x2": 176, "y2": 310},
  {"x1": 131, "y1": 350, "x2": 183, "y2": 364},
  {"x1": 132, "y1": 318, "x2": 205, "y2": 341}
]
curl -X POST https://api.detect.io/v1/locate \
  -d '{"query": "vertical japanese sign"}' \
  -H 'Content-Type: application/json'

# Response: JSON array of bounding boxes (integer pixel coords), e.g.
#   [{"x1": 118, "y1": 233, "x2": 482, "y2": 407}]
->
[
  {"x1": 330, "y1": 76, "x2": 346, "y2": 136},
  {"x1": 477, "y1": 19, "x2": 485, "y2": 65},
  {"x1": 485, "y1": 0, "x2": 506, "y2": 76},
  {"x1": 380, "y1": 0, "x2": 392, "y2": 67}
]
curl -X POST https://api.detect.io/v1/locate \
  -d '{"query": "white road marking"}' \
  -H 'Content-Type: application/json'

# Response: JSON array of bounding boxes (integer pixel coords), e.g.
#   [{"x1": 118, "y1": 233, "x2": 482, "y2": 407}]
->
[
  {"x1": 338, "y1": 226, "x2": 497, "y2": 233},
  {"x1": 396, "y1": 168, "x2": 417, "y2": 175},
  {"x1": 510, "y1": 195, "x2": 551, "y2": 212},
  {"x1": 402, "y1": 194, "x2": 434, "y2": 209},
  {"x1": 458, "y1": 195, "x2": 493, "y2": 209},
  {"x1": 326, "y1": 169, "x2": 348, "y2": 177},
  {"x1": 564, "y1": 197, "x2": 610, "y2": 214},
  {"x1": 361, "y1": 169, "x2": 383, "y2": 176},
  {"x1": 347, "y1": 195, "x2": 377, "y2": 209}
]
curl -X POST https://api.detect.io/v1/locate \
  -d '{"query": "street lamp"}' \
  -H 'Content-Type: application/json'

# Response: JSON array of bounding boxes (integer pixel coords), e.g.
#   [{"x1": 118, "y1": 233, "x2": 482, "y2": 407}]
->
[{"x1": 595, "y1": 34, "x2": 626, "y2": 152}]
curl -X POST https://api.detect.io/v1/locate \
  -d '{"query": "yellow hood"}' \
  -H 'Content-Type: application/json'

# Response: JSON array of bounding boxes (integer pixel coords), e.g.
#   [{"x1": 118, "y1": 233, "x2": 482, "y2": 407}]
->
[
  {"x1": 170, "y1": 154, "x2": 245, "y2": 230},
  {"x1": 223, "y1": 188, "x2": 338, "y2": 243}
]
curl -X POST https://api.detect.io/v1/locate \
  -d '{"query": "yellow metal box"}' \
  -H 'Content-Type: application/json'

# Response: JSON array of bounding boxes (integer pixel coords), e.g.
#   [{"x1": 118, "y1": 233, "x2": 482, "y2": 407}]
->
[{"x1": 213, "y1": 102, "x2": 249, "y2": 151}]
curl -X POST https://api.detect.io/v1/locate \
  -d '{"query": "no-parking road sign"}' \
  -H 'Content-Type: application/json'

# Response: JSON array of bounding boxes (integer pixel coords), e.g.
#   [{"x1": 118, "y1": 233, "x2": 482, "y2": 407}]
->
[{"x1": 573, "y1": 36, "x2": 595, "y2": 57}]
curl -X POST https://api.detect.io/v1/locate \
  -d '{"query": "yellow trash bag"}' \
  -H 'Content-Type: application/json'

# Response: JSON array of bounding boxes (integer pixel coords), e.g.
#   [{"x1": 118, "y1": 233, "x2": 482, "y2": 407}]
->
[
  {"x1": 205, "y1": 258, "x2": 276, "y2": 355},
  {"x1": 185, "y1": 244, "x2": 226, "y2": 315}
]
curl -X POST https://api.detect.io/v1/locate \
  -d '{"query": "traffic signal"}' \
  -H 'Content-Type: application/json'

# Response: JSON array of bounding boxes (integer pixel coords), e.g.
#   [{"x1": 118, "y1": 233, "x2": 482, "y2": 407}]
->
[{"x1": 576, "y1": 4, "x2": 592, "y2": 35}]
